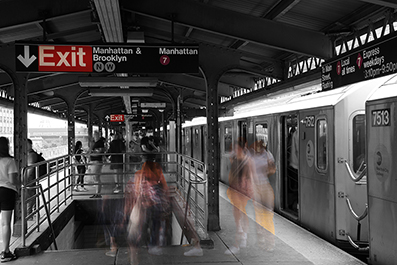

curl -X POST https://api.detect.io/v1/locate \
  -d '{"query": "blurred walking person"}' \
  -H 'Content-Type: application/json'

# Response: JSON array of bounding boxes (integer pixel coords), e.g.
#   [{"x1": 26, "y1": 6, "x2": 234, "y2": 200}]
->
[
  {"x1": 225, "y1": 138, "x2": 254, "y2": 255},
  {"x1": 125, "y1": 161, "x2": 169, "y2": 264},
  {"x1": 250, "y1": 140, "x2": 276, "y2": 251}
]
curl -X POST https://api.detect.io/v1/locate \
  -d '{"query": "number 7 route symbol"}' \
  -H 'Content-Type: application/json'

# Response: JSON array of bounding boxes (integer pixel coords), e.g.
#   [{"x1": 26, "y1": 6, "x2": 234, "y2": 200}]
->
[
  {"x1": 357, "y1": 53, "x2": 363, "y2": 69},
  {"x1": 160, "y1": 55, "x2": 170, "y2": 66}
]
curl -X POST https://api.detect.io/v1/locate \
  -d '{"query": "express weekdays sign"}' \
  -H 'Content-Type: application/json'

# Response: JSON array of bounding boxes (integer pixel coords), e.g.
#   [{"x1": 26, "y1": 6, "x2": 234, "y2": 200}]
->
[
  {"x1": 321, "y1": 32, "x2": 397, "y2": 91},
  {"x1": 15, "y1": 43, "x2": 199, "y2": 73}
]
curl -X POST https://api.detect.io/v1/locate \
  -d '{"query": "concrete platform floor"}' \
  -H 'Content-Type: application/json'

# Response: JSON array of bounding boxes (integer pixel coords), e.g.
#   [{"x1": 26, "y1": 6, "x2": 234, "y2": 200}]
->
[{"x1": 7, "y1": 182, "x2": 366, "y2": 265}]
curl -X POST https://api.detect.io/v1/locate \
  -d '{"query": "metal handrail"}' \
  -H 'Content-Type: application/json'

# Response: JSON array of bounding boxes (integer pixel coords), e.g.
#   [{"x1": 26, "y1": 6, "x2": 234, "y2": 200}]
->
[
  {"x1": 71, "y1": 151, "x2": 179, "y2": 193},
  {"x1": 21, "y1": 155, "x2": 73, "y2": 248},
  {"x1": 338, "y1": 158, "x2": 367, "y2": 182},
  {"x1": 20, "y1": 151, "x2": 208, "y2": 250},
  {"x1": 180, "y1": 177, "x2": 207, "y2": 245},
  {"x1": 346, "y1": 196, "x2": 368, "y2": 222},
  {"x1": 23, "y1": 185, "x2": 58, "y2": 250},
  {"x1": 347, "y1": 233, "x2": 369, "y2": 252},
  {"x1": 176, "y1": 154, "x2": 208, "y2": 244},
  {"x1": 345, "y1": 196, "x2": 368, "y2": 250}
]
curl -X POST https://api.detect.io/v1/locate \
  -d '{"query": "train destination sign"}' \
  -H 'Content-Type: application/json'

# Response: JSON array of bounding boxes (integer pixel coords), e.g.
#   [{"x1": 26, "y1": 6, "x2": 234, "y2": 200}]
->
[
  {"x1": 321, "y1": 32, "x2": 397, "y2": 91},
  {"x1": 15, "y1": 43, "x2": 199, "y2": 74}
]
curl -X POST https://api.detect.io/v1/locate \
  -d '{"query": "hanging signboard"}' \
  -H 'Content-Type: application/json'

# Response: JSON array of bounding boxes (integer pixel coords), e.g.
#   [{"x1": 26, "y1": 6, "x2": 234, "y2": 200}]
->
[
  {"x1": 321, "y1": 32, "x2": 397, "y2": 91},
  {"x1": 15, "y1": 43, "x2": 199, "y2": 74}
]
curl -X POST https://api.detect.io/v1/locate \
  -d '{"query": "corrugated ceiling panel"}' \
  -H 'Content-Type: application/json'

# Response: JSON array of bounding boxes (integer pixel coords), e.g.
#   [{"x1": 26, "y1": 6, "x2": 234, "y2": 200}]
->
[
  {"x1": 277, "y1": 0, "x2": 366, "y2": 31},
  {"x1": 208, "y1": 0, "x2": 279, "y2": 17},
  {"x1": 0, "y1": 24, "x2": 42, "y2": 43}
]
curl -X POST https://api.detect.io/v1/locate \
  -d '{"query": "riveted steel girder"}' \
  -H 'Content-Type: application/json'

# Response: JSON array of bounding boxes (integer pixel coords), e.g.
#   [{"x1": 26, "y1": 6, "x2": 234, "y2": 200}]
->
[{"x1": 123, "y1": 0, "x2": 333, "y2": 58}]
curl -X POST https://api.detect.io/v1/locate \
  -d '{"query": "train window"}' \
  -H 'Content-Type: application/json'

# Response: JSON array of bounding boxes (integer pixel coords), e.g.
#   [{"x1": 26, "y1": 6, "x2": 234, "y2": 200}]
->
[
  {"x1": 352, "y1": 114, "x2": 365, "y2": 173},
  {"x1": 316, "y1": 119, "x2": 328, "y2": 171},
  {"x1": 224, "y1": 124, "x2": 233, "y2": 153},
  {"x1": 255, "y1": 123, "x2": 268, "y2": 148}
]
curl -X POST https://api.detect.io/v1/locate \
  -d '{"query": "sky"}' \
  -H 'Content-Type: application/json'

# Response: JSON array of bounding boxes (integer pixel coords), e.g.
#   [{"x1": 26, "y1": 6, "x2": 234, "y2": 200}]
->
[{"x1": 28, "y1": 113, "x2": 86, "y2": 128}]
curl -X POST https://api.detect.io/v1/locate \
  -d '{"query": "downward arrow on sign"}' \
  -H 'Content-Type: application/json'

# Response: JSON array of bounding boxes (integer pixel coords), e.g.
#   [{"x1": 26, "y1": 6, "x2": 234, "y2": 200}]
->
[{"x1": 17, "y1": 46, "x2": 37, "y2": 67}]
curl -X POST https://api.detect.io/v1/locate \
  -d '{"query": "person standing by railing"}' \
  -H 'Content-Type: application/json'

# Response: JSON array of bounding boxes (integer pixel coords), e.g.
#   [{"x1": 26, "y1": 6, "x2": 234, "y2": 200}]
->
[
  {"x1": 0, "y1": 137, "x2": 19, "y2": 262},
  {"x1": 107, "y1": 133, "x2": 125, "y2": 193},
  {"x1": 88, "y1": 131, "x2": 105, "y2": 198},
  {"x1": 129, "y1": 131, "x2": 141, "y2": 172},
  {"x1": 141, "y1": 134, "x2": 160, "y2": 163},
  {"x1": 73, "y1": 141, "x2": 88, "y2": 192},
  {"x1": 26, "y1": 139, "x2": 37, "y2": 219}
]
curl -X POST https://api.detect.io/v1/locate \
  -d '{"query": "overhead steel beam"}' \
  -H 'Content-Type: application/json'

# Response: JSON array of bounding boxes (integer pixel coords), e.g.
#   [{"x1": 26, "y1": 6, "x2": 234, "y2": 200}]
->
[
  {"x1": 157, "y1": 74, "x2": 233, "y2": 97},
  {"x1": 94, "y1": 0, "x2": 123, "y2": 42},
  {"x1": 26, "y1": 75, "x2": 80, "y2": 95},
  {"x1": 0, "y1": 0, "x2": 90, "y2": 28},
  {"x1": 46, "y1": 25, "x2": 98, "y2": 40},
  {"x1": 142, "y1": 26, "x2": 283, "y2": 67},
  {"x1": 263, "y1": 0, "x2": 301, "y2": 20},
  {"x1": 229, "y1": 0, "x2": 301, "y2": 51},
  {"x1": 123, "y1": 0, "x2": 332, "y2": 58},
  {"x1": 359, "y1": 0, "x2": 397, "y2": 8}
]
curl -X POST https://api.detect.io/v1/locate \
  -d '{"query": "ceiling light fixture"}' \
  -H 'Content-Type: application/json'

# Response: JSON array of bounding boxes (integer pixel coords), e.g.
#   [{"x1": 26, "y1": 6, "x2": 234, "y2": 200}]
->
[
  {"x1": 89, "y1": 88, "x2": 153, "y2": 97},
  {"x1": 79, "y1": 77, "x2": 158, "y2": 87}
]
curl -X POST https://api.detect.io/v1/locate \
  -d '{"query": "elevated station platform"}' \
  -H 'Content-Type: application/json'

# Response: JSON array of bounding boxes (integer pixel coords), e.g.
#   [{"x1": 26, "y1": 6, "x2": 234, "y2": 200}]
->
[{"x1": 5, "y1": 162, "x2": 365, "y2": 265}]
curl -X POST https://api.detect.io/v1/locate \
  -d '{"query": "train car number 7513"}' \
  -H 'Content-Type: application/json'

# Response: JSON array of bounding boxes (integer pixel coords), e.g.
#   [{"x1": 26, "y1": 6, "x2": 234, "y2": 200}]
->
[{"x1": 371, "y1": 108, "x2": 390, "y2": 127}]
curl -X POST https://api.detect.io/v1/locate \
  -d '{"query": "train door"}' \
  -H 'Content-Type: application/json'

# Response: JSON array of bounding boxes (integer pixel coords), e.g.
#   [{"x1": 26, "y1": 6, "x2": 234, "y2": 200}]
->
[
  {"x1": 237, "y1": 120, "x2": 248, "y2": 143},
  {"x1": 253, "y1": 118, "x2": 276, "y2": 188},
  {"x1": 366, "y1": 97, "x2": 396, "y2": 265},
  {"x1": 182, "y1": 128, "x2": 186, "y2": 155},
  {"x1": 280, "y1": 114, "x2": 299, "y2": 217},
  {"x1": 185, "y1": 127, "x2": 192, "y2": 157},
  {"x1": 220, "y1": 121, "x2": 233, "y2": 183},
  {"x1": 300, "y1": 108, "x2": 334, "y2": 240},
  {"x1": 192, "y1": 126, "x2": 202, "y2": 161}
]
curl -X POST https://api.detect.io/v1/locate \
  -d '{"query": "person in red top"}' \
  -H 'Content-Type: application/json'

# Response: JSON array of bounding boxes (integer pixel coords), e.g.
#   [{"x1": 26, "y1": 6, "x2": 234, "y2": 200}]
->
[{"x1": 124, "y1": 161, "x2": 169, "y2": 264}]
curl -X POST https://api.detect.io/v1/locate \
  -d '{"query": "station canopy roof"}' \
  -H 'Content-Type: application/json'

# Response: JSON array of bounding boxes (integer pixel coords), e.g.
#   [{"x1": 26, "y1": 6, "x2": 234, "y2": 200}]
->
[{"x1": 0, "y1": 0, "x2": 395, "y2": 123}]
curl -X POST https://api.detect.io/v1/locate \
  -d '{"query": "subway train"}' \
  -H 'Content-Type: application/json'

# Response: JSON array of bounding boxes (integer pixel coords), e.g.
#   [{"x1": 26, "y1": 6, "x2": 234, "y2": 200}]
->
[{"x1": 180, "y1": 74, "x2": 397, "y2": 265}]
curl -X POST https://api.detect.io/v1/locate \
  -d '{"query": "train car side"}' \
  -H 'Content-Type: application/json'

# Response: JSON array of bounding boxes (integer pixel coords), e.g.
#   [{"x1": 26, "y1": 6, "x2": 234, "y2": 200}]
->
[
  {"x1": 366, "y1": 75, "x2": 397, "y2": 265},
  {"x1": 181, "y1": 75, "x2": 397, "y2": 259}
]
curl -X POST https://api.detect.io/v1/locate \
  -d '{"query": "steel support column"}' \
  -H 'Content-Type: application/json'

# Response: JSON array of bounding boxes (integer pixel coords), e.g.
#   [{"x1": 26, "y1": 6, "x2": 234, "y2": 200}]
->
[
  {"x1": 12, "y1": 73, "x2": 29, "y2": 237},
  {"x1": 162, "y1": 111, "x2": 167, "y2": 147},
  {"x1": 200, "y1": 44, "x2": 241, "y2": 231},
  {"x1": 52, "y1": 85, "x2": 87, "y2": 159},
  {"x1": 176, "y1": 94, "x2": 182, "y2": 154},
  {"x1": 67, "y1": 104, "x2": 75, "y2": 158},
  {"x1": 0, "y1": 44, "x2": 29, "y2": 236},
  {"x1": 87, "y1": 105, "x2": 93, "y2": 148}
]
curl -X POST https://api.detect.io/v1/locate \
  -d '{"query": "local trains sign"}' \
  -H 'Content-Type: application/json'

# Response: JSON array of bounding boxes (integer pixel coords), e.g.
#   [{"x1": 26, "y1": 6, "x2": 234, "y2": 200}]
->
[
  {"x1": 15, "y1": 43, "x2": 199, "y2": 74},
  {"x1": 321, "y1": 32, "x2": 397, "y2": 91}
]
